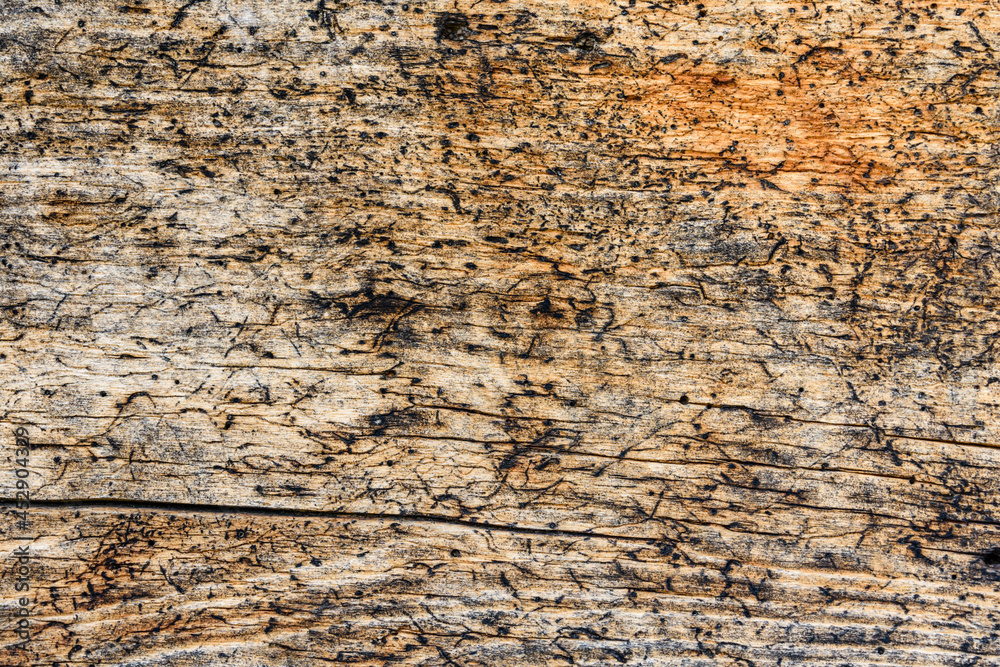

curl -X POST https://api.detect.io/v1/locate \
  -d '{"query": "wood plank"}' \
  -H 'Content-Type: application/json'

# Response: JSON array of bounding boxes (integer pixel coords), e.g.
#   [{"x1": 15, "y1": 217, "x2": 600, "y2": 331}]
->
[
  {"x1": 3, "y1": 506, "x2": 999, "y2": 666},
  {"x1": 1, "y1": 0, "x2": 999, "y2": 663}
]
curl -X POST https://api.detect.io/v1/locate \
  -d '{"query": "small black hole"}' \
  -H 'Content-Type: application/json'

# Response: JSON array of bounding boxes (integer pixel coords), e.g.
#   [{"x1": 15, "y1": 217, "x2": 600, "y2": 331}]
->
[
  {"x1": 984, "y1": 547, "x2": 1000, "y2": 565},
  {"x1": 573, "y1": 31, "x2": 600, "y2": 51},
  {"x1": 436, "y1": 12, "x2": 469, "y2": 41},
  {"x1": 679, "y1": 395, "x2": 689, "y2": 405}
]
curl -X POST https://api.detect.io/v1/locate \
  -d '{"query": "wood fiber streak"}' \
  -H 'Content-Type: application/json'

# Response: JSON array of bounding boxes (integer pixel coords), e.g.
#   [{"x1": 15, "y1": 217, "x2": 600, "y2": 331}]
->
[{"x1": 0, "y1": 0, "x2": 999, "y2": 664}]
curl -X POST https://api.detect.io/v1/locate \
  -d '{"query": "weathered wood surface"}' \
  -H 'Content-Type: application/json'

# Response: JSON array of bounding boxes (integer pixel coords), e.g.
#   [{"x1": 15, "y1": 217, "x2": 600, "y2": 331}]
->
[{"x1": 1, "y1": 0, "x2": 1000, "y2": 664}]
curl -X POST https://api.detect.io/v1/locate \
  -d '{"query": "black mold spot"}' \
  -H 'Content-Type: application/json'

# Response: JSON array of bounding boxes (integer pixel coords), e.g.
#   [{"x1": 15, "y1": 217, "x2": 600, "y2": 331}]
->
[{"x1": 530, "y1": 297, "x2": 552, "y2": 315}]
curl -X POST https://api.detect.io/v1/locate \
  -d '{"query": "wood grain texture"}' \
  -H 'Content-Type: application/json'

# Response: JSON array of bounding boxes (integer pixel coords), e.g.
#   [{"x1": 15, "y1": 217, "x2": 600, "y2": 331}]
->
[{"x1": 1, "y1": 0, "x2": 999, "y2": 664}]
